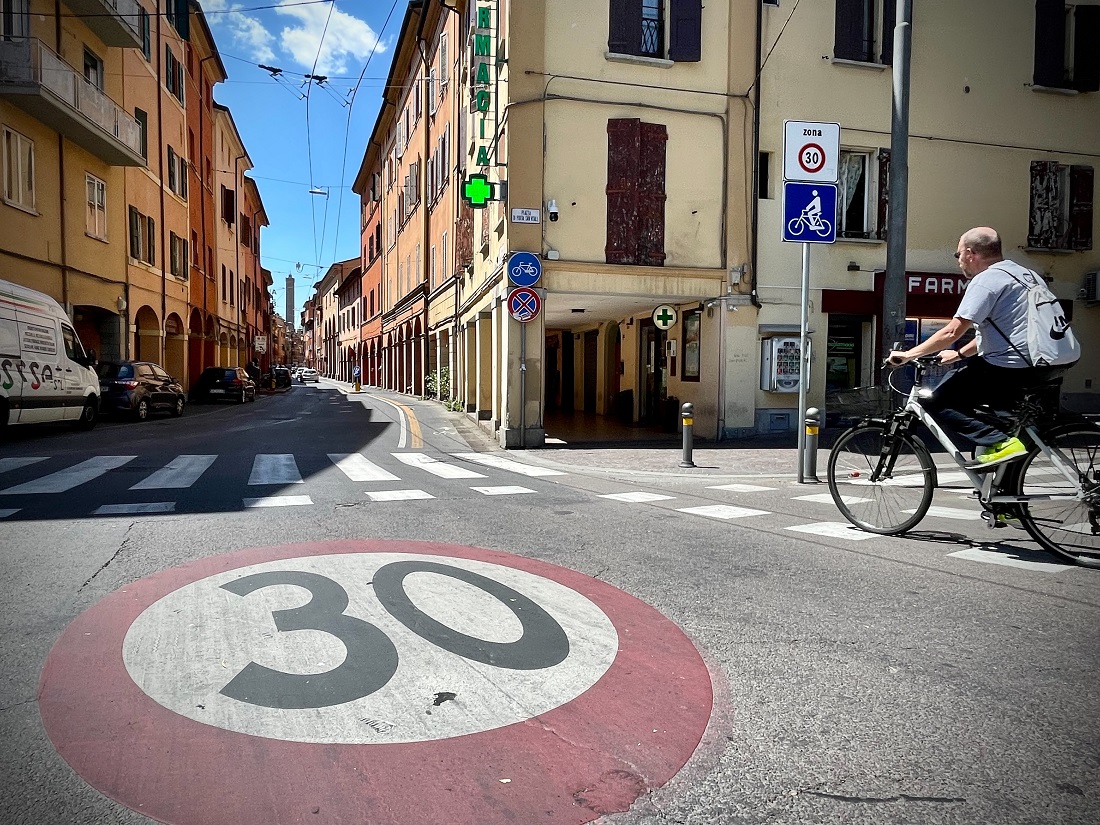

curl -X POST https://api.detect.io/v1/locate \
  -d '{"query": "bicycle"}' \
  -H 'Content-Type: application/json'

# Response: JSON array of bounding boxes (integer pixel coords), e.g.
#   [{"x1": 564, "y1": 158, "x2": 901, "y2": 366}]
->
[
  {"x1": 826, "y1": 355, "x2": 1100, "y2": 567},
  {"x1": 787, "y1": 213, "x2": 833, "y2": 239}
]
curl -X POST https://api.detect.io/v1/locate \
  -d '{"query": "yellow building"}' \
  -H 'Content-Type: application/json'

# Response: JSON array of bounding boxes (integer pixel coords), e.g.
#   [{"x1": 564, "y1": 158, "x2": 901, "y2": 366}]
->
[
  {"x1": 1, "y1": 0, "x2": 145, "y2": 361},
  {"x1": 755, "y1": 0, "x2": 1099, "y2": 425}
]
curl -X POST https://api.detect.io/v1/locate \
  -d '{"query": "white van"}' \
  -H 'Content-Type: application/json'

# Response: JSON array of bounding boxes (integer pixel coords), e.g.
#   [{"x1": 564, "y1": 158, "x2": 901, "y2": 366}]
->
[{"x1": 0, "y1": 279, "x2": 100, "y2": 430}]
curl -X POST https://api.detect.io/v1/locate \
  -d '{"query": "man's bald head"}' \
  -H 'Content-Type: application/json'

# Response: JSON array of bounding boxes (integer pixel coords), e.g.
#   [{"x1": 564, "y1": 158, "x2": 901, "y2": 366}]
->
[{"x1": 960, "y1": 227, "x2": 1002, "y2": 259}]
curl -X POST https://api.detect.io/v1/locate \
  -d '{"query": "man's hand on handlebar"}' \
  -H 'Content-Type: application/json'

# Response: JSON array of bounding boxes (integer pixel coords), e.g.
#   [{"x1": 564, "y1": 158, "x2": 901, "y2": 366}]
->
[{"x1": 887, "y1": 350, "x2": 910, "y2": 367}]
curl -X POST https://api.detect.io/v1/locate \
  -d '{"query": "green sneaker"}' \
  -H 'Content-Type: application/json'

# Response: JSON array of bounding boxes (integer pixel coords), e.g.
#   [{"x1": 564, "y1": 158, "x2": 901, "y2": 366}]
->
[{"x1": 976, "y1": 437, "x2": 1026, "y2": 467}]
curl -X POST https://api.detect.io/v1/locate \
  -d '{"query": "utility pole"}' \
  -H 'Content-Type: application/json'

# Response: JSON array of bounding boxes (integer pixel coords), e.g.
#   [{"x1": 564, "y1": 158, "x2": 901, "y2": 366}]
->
[{"x1": 882, "y1": 0, "x2": 913, "y2": 359}]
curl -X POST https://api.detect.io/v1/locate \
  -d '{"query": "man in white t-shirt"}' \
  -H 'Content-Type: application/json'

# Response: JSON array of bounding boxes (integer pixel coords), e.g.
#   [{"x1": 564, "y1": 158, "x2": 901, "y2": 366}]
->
[{"x1": 888, "y1": 227, "x2": 1063, "y2": 468}]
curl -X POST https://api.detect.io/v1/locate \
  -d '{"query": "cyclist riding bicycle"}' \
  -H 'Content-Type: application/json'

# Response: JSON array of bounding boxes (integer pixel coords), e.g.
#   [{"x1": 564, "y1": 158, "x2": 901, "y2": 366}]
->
[{"x1": 887, "y1": 226, "x2": 1069, "y2": 469}]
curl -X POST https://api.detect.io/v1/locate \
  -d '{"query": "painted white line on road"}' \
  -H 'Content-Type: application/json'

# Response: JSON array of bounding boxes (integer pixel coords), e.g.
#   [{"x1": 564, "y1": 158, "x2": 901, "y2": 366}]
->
[
  {"x1": 94, "y1": 502, "x2": 176, "y2": 515},
  {"x1": 248, "y1": 454, "x2": 304, "y2": 485},
  {"x1": 0, "y1": 456, "x2": 136, "y2": 495},
  {"x1": 599, "y1": 491, "x2": 675, "y2": 503},
  {"x1": 707, "y1": 483, "x2": 776, "y2": 493},
  {"x1": 452, "y1": 453, "x2": 566, "y2": 477},
  {"x1": 904, "y1": 505, "x2": 980, "y2": 521},
  {"x1": 393, "y1": 453, "x2": 485, "y2": 479},
  {"x1": 365, "y1": 489, "x2": 435, "y2": 501},
  {"x1": 363, "y1": 393, "x2": 408, "y2": 449},
  {"x1": 947, "y1": 548, "x2": 1070, "y2": 573},
  {"x1": 785, "y1": 522, "x2": 879, "y2": 541},
  {"x1": 0, "y1": 509, "x2": 20, "y2": 518},
  {"x1": 677, "y1": 504, "x2": 770, "y2": 520},
  {"x1": 328, "y1": 454, "x2": 400, "y2": 482},
  {"x1": 794, "y1": 493, "x2": 872, "y2": 505},
  {"x1": 0, "y1": 457, "x2": 49, "y2": 474},
  {"x1": 471, "y1": 486, "x2": 536, "y2": 496},
  {"x1": 131, "y1": 455, "x2": 218, "y2": 490},
  {"x1": 242, "y1": 495, "x2": 313, "y2": 508}
]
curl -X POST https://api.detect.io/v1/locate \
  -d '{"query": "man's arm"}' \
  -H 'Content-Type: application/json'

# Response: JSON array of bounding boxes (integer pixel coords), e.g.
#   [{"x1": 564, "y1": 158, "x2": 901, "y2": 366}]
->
[{"x1": 888, "y1": 316, "x2": 974, "y2": 364}]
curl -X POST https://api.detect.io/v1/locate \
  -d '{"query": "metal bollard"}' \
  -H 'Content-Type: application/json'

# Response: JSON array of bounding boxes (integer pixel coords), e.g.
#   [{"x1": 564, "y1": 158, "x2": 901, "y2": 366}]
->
[
  {"x1": 803, "y1": 407, "x2": 821, "y2": 482},
  {"x1": 680, "y1": 402, "x2": 696, "y2": 468}
]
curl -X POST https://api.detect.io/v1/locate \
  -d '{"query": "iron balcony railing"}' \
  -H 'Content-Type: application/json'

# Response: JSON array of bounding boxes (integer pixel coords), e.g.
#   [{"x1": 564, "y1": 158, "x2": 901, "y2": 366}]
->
[{"x1": 0, "y1": 38, "x2": 143, "y2": 164}]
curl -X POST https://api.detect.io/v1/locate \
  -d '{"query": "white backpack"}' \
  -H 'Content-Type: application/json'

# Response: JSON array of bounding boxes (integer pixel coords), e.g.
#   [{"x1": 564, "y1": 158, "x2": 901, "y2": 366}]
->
[{"x1": 989, "y1": 266, "x2": 1081, "y2": 368}]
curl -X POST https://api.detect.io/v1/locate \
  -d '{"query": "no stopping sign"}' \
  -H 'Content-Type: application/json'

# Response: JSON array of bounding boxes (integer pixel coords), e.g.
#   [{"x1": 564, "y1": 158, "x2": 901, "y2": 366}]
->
[{"x1": 40, "y1": 540, "x2": 713, "y2": 825}]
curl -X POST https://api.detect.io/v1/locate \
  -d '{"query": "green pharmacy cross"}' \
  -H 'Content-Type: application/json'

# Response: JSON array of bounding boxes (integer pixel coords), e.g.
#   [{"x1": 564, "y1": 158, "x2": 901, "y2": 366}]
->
[{"x1": 462, "y1": 174, "x2": 494, "y2": 209}]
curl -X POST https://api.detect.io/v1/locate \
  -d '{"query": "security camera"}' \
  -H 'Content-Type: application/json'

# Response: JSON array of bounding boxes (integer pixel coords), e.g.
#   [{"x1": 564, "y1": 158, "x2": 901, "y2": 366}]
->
[{"x1": 547, "y1": 199, "x2": 559, "y2": 221}]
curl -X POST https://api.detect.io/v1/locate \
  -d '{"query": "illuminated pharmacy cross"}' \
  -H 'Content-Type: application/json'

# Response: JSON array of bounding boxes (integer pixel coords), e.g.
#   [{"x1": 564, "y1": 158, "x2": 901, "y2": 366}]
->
[
  {"x1": 653, "y1": 306, "x2": 676, "y2": 330},
  {"x1": 463, "y1": 174, "x2": 493, "y2": 208}
]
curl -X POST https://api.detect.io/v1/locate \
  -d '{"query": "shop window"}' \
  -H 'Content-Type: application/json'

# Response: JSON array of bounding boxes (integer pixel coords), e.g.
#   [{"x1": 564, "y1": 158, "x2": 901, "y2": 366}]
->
[
  {"x1": 608, "y1": 0, "x2": 702, "y2": 62},
  {"x1": 3, "y1": 126, "x2": 35, "y2": 212},
  {"x1": 836, "y1": 147, "x2": 890, "y2": 240},
  {"x1": 1034, "y1": 1, "x2": 1100, "y2": 92},
  {"x1": 833, "y1": 0, "x2": 895, "y2": 65},
  {"x1": 606, "y1": 117, "x2": 667, "y2": 266},
  {"x1": 85, "y1": 174, "x2": 106, "y2": 239},
  {"x1": 681, "y1": 309, "x2": 701, "y2": 381},
  {"x1": 1028, "y1": 161, "x2": 1094, "y2": 250}
]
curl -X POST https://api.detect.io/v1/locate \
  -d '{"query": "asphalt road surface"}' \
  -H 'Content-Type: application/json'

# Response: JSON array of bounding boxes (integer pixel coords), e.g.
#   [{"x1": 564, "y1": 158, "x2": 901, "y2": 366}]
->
[{"x1": 1, "y1": 383, "x2": 1096, "y2": 825}]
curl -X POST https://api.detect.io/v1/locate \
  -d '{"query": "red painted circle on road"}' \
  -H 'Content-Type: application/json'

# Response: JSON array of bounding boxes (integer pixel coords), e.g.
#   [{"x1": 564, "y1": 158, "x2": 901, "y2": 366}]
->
[
  {"x1": 798, "y1": 142, "x2": 826, "y2": 174},
  {"x1": 39, "y1": 540, "x2": 712, "y2": 825}
]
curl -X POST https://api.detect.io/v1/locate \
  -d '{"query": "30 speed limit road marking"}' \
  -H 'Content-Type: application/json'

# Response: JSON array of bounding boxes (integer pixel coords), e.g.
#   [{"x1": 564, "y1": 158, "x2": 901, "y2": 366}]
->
[{"x1": 40, "y1": 540, "x2": 713, "y2": 825}]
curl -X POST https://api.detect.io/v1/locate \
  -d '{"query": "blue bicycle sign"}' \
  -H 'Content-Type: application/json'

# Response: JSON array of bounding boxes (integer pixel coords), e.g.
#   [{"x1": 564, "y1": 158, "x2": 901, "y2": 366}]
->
[
  {"x1": 507, "y1": 251, "x2": 542, "y2": 287},
  {"x1": 782, "y1": 182, "x2": 837, "y2": 244}
]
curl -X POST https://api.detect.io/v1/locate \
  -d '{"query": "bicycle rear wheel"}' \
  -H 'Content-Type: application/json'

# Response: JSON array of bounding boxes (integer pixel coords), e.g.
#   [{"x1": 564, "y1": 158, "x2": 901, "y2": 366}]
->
[
  {"x1": 1014, "y1": 424, "x2": 1100, "y2": 566},
  {"x1": 827, "y1": 424, "x2": 935, "y2": 534}
]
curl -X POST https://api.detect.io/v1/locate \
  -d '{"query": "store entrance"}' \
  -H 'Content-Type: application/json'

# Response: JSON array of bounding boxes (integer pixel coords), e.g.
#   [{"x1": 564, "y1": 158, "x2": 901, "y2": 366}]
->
[
  {"x1": 640, "y1": 320, "x2": 667, "y2": 424},
  {"x1": 826, "y1": 315, "x2": 866, "y2": 392}
]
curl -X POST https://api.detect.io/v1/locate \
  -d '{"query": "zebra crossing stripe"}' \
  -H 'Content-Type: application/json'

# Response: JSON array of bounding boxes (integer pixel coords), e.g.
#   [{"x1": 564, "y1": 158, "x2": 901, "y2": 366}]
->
[
  {"x1": 242, "y1": 495, "x2": 313, "y2": 508},
  {"x1": 902, "y1": 505, "x2": 980, "y2": 521},
  {"x1": 248, "y1": 455, "x2": 304, "y2": 485},
  {"x1": 676, "y1": 504, "x2": 770, "y2": 519},
  {"x1": 0, "y1": 456, "x2": 136, "y2": 495},
  {"x1": 451, "y1": 453, "x2": 566, "y2": 477},
  {"x1": 471, "y1": 486, "x2": 536, "y2": 496},
  {"x1": 599, "y1": 492, "x2": 674, "y2": 503},
  {"x1": 131, "y1": 456, "x2": 218, "y2": 490},
  {"x1": 393, "y1": 453, "x2": 486, "y2": 479},
  {"x1": 366, "y1": 489, "x2": 435, "y2": 501},
  {"x1": 785, "y1": 522, "x2": 878, "y2": 541},
  {"x1": 0, "y1": 457, "x2": 49, "y2": 475},
  {"x1": 95, "y1": 502, "x2": 176, "y2": 515},
  {"x1": 328, "y1": 454, "x2": 400, "y2": 482}
]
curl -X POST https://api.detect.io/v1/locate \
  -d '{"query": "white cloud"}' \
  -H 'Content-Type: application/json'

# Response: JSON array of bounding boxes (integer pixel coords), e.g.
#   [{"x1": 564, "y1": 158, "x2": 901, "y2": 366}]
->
[
  {"x1": 277, "y1": 2, "x2": 385, "y2": 76},
  {"x1": 204, "y1": 2, "x2": 277, "y2": 65}
]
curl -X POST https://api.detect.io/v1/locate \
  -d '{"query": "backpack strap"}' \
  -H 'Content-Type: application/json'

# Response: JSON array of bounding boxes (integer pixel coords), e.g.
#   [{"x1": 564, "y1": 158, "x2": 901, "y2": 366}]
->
[{"x1": 983, "y1": 265, "x2": 1034, "y2": 366}]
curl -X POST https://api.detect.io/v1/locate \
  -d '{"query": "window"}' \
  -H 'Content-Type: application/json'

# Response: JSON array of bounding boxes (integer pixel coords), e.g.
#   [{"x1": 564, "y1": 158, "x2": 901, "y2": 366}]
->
[
  {"x1": 441, "y1": 231, "x2": 448, "y2": 283},
  {"x1": 431, "y1": 244, "x2": 437, "y2": 287},
  {"x1": 85, "y1": 174, "x2": 106, "y2": 239},
  {"x1": 835, "y1": 148, "x2": 890, "y2": 240},
  {"x1": 2, "y1": 0, "x2": 29, "y2": 39},
  {"x1": 169, "y1": 233, "x2": 188, "y2": 278},
  {"x1": 164, "y1": 46, "x2": 185, "y2": 104},
  {"x1": 429, "y1": 68, "x2": 438, "y2": 115},
  {"x1": 229, "y1": 271, "x2": 234, "y2": 305},
  {"x1": 221, "y1": 264, "x2": 226, "y2": 299},
  {"x1": 61, "y1": 324, "x2": 85, "y2": 362},
  {"x1": 758, "y1": 151, "x2": 772, "y2": 199},
  {"x1": 3, "y1": 126, "x2": 35, "y2": 211},
  {"x1": 83, "y1": 48, "x2": 103, "y2": 90},
  {"x1": 191, "y1": 230, "x2": 199, "y2": 271},
  {"x1": 221, "y1": 185, "x2": 235, "y2": 223},
  {"x1": 140, "y1": 8, "x2": 151, "y2": 60},
  {"x1": 605, "y1": 118, "x2": 667, "y2": 266},
  {"x1": 128, "y1": 206, "x2": 155, "y2": 264},
  {"x1": 1028, "y1": 161, "x2": 1094, "y2": 250},
  {"x1": 608, "y1": 0, "x2": 702, "y2": 62},
  {"x1": 682, "y1": 309, "x2": 700, "y2": 381},
  {"x1": 1034, "y1": 1, "x2": 1100, "y2": 92},
  {"x1": 134, "y1": 109, "x2": 148, "y2": 159},
  {"x1": 240, "y1": 214, "x2": 252, "y2": 246},
  {"x1": 833, "y1": 0, "x2": 895, "y2": 65},
  {"x1": 166, "y1": 146, "x2": 187, "y2": 198},
  {"x1": 439, "y1": 32, "x2": 449, "y2": 87}
]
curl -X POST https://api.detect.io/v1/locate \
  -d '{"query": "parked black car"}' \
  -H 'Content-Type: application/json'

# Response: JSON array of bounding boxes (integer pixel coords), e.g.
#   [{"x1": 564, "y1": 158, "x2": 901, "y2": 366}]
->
[
  {"x1": 268, "y1": 366, "x2": 292, "y2": 388},
  {"x1": 189, "y1": 367, "x2": 257, "y2": 404},
  {"x1": 97, "y1": 361, "x2": 186, "y2": 421}
]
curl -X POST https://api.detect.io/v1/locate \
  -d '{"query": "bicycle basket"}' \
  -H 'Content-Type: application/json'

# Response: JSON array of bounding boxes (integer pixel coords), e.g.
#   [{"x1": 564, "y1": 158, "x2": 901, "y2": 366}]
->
[{"x1": 826, "y1": 384, "x2": 896, "y2": 424}]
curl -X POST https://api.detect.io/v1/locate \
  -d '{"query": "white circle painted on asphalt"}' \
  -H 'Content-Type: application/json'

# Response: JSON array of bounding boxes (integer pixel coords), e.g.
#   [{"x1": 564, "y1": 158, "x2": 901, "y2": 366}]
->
[{"x1": 122, "y1": 553, "x2": 618, "y2": 744}]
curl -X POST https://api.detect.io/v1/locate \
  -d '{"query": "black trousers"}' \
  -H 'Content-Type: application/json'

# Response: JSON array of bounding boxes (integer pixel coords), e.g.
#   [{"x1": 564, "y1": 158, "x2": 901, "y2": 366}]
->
[{"x1": 922, "y1": 357, "x2": 1061, "y2": 447}]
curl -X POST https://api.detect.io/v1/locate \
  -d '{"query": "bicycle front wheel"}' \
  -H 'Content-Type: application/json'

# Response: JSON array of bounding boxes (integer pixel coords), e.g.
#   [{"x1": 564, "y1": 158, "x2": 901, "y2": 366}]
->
[
  {"x1": 1014, "y1": 424, "x2": 1100, "y2": 566},
  {"x1": 827, "y1": 424, "x2": 935, "y2": 534}
]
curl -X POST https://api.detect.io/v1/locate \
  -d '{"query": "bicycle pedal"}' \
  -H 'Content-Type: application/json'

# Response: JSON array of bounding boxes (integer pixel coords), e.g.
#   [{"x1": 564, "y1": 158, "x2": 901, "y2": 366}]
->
[{"x1": 980, "y1": 511, "x2": 1005, "y2": 530}]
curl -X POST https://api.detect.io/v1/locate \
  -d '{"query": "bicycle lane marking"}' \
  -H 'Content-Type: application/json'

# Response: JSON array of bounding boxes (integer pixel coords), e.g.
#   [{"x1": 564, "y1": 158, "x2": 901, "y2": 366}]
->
[
  {"x1": 39, "y1": 539, "x2": 713, "y2": 825},
  {"x1": 363, "y1": 391, "x2": 424, "y2": 449}
]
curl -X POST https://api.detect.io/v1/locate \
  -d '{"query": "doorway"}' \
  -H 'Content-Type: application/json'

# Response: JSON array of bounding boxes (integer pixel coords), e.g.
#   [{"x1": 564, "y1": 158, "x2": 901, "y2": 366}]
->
[
  {"x1": 639, "y1": 320, "x2": 667, "y2": 424},
  {"x1": 583, "y1": 330, "x2": 598, "y2": 413}
]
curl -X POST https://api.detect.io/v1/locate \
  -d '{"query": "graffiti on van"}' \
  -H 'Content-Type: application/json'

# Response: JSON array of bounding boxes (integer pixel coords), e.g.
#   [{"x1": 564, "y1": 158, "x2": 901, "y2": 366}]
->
[{"x1": 2, "y1": 359, "x2": 62, "y2": 391}]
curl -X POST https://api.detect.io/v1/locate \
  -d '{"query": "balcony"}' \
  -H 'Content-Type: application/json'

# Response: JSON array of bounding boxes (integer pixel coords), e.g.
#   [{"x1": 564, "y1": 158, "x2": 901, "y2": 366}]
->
[
  {"x1": 0, "y1": 39, "x2": 145, "y2": 167},
  {"x1": 64, "y1": 0, "x2": 144, "y2": 48}
]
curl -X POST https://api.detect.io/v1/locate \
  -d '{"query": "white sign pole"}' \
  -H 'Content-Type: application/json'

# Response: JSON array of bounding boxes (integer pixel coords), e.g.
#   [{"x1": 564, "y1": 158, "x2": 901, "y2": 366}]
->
[{"x1": 797, "y1": 242, "x2": 811, "y2": 484}]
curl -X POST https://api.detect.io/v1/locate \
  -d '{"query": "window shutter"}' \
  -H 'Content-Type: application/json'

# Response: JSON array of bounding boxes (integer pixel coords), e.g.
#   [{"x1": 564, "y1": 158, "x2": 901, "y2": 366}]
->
[
  {"x1": 606, "y1": 118, "x2": 641, "y2": 264},
  {"x1": 668, "y1": 0, "x2": 703, "y2": 62},
  {"x1": 147, "y1": 217, "x2": 155, "y2": 263},
  {"x1": 129, "y1": 206, "x2": 140, "y2": 258},
  {"x1": 1069, "y1": 165, "x2": 1094, "y2": 251},
  {"x1": 875, "y1": 147, "x2": 891, "y2": 241},
  {"x1": 440, "y1": 33, "x2": 449, "y2": 85},
  {"x1": 834, "y1": 0, "x2": 870, "y2": 62},
  {"x1": 637, "y1": 122, "x2": 668, "y2": 267},
  {"x1": 879, "y1": 0, "x2": 897, "y2": 65},
  {"x1": 1028, "y1": 160, "x2": 1060, "y2": 248},
  {"x1": 1034, "y1": 0, "x2": 1066, "y2": 88},
  {"x1": 174, "y1": 0, "x2": 190, "y2": 40},
  {"x1": 1073, "y1": 6, "x2": 1100, "y2": 92},
  {"x1": 608, "y1": 0, "x2": 641, "y2": 56}
]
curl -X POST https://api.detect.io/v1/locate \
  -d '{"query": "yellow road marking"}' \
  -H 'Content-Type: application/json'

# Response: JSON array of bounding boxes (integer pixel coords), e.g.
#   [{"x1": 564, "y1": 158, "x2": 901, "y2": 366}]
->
[{"x1": 391, "y1": 399, "x2": 423, "y2": 448}]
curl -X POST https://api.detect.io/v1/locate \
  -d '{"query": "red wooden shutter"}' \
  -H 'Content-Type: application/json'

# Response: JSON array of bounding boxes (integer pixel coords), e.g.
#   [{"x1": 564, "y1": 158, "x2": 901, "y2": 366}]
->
[
  {"x1": 1028, "y1": 160, "x2": 1060, "y2": 248},
  {"x1": 1069, "y1": 165, "x2": 1094, "y2": 251},
  {"x1": 606, "y1": 118, "x2": 641, "y2": 264},
  {"x1": 637, "y1": 122, "x2": 667, "y2": 267}
]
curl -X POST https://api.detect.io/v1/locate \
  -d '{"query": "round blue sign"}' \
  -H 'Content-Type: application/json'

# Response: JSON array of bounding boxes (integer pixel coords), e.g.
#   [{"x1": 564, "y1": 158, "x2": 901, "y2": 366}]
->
[{"x1": 507, "y1": 252, "x2": 542, "y2": 287}]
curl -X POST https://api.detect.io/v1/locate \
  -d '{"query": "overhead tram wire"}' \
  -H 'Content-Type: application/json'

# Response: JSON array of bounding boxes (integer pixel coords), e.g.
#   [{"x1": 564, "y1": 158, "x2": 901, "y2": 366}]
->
[
  {"x1": 54, "y1": 0, "x2": 332, "y2": 19},
  {"x1": 304, "y1": 0, "x2": 336, "y2": 273},
  {"x1": 330, "y1": 0, "x2": 402, "y2": 264}
]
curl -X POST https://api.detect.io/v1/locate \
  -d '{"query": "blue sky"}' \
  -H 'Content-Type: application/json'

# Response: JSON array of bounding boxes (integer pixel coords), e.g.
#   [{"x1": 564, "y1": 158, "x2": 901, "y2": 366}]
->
[{"x1": 201, "y1": 0, "x2": 401, "y2": 324}]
